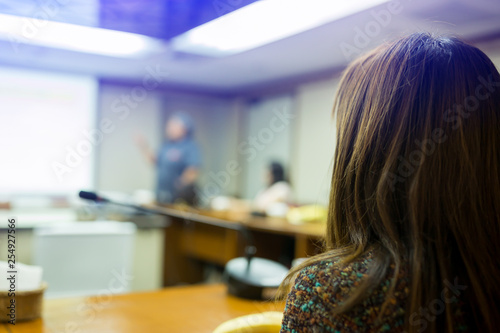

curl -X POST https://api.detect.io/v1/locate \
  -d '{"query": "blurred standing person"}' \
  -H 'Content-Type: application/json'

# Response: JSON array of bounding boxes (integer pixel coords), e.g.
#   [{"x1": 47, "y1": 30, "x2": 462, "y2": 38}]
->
[{"x1": 136, "y1": 112, "x2": 201, "y2": 205}]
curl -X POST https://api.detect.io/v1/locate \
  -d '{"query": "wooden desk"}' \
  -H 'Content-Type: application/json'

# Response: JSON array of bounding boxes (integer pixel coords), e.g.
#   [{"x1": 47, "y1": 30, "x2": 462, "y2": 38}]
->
[
  {"x1": 5, "y1": 284, "x2": 285, "y2": 333},
  {"x1": 158, "y1": 207, "x2": 325, "y2": 285}
]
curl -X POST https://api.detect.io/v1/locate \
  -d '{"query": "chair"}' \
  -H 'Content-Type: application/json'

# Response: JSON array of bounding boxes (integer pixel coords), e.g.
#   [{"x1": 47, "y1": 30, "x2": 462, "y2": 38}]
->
[{"x1": 32, "y1": 221, "x2": 136, "y2": 298}]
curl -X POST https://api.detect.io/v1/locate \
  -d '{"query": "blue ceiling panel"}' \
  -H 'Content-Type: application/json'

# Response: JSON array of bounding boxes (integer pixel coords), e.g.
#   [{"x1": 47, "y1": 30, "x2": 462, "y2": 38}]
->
[{"x1": 99, "y1": 0, "x2": 258, "y2": 40}]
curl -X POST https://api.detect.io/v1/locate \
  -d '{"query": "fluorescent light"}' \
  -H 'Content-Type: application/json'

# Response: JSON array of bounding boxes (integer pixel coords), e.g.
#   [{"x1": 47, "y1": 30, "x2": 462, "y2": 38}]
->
[
  {"x1": 172, "y1": 0, "x2": 390, "y2": 57},
  {"x1": 0, "y1": 13, "x2": 164, "y2": 58}
]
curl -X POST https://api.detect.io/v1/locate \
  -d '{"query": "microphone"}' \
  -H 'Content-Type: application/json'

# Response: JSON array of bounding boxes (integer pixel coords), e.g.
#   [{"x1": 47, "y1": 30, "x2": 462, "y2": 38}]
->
[
  {"x1": 79, "y1": 191, "x2": 109, "y2": 202},
  {"x1": 79, "y1": 190, "x2": 155, "y2": 214}
]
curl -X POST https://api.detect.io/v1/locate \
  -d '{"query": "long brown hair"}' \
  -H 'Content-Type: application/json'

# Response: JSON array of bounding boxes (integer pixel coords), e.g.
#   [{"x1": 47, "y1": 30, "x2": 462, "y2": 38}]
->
[{"x1": 280, "y1": 33, "x2": 500, "y2": 332}]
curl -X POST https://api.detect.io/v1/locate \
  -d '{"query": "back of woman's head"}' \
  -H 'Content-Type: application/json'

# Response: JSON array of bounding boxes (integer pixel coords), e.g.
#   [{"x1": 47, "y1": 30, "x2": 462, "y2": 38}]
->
[{"x1": 317, "y1": 32, "x2": 500, "y2": 332}]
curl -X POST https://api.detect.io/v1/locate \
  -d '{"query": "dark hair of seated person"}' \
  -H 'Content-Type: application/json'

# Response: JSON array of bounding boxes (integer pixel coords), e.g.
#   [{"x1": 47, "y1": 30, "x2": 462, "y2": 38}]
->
[
  {"x1": 279, "y1": 32, "x2": 500, "y2": 333},
  {"x1": 269, "y1": 161, "x2": 286, "y2": 185}
]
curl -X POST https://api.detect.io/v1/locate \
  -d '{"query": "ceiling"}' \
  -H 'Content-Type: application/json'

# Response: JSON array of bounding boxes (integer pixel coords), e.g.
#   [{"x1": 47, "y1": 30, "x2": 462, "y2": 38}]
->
[{"x1": 0, "y1": 0, "x2": 499, "y2": 95}]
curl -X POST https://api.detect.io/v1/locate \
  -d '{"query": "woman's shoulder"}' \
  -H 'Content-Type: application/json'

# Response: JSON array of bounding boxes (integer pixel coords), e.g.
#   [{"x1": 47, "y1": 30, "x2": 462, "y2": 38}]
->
[
  {"x1": 268, "y1": 181, "x2": 293, "y2": 195},
  {"x1": 281, "y1": 254, "x2": 409, "y2": 332},
  {"x1": 272, "y1": 181, "x2": 291, "y2": 189},
  {"x1": 284, "y1": 254, "x2": 378, "y2": 313}
]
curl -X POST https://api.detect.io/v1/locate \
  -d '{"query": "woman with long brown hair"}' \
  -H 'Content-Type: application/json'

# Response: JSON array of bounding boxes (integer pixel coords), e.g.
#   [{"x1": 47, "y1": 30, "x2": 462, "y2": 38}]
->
[{"x1": 280, "y1": 33, "x2": 500, "y2": 332}]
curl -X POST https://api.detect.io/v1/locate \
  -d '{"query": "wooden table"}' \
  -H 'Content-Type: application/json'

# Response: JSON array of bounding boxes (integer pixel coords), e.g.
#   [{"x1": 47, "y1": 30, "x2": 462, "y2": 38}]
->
[
  {"x1": 5, "y1": 284, "x2": 285, "y2": 333},
  {"x1": 158, "y1": 207, "x2": 325, "y2": 285}
]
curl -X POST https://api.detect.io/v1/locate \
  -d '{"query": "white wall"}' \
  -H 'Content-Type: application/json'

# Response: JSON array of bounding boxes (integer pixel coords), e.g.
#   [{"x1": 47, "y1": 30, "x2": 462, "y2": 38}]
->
[
  {"x1": 291, "y1": 78, "x2": 338, "y2": 206},
  {"x1": 96, "y1": 84, "x2": 162, "y2": 193}
]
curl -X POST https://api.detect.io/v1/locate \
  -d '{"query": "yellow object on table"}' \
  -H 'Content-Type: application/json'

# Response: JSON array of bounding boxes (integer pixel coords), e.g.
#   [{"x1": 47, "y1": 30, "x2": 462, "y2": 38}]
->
[
  {"x1": 213, "y1": 311, "x2": 283, "y2": 333},
  {"x1": 286, "y1": 204, "x2": 328, "y2": 225}
]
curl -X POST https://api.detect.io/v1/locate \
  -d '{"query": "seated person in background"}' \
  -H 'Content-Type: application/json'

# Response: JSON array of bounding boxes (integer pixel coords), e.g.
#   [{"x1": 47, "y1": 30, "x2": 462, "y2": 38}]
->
[
  {"x1": 280, "y1": 33, "x2": 500, "y2": 332},
  {"x1": 136, "y1": 112, "x2": 201, "y2": 205},
  {"x1": 253, "y1": 162, "x2": 293, "y2": 215}
]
